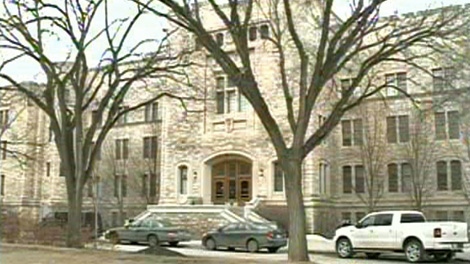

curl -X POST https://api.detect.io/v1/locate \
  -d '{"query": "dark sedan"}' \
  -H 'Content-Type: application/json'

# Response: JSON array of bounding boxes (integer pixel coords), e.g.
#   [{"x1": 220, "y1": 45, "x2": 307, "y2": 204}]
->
[
  {"x1": 202, "y1": 222, "x2": 287, "y2": 253},
  {"x1": 105, "y1": 217, "x2": 191, "y2": 247}
]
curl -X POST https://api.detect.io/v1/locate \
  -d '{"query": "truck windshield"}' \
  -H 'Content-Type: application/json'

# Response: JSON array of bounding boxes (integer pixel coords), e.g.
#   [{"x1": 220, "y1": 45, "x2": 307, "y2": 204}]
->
[{"x1": 400, "y1": 213, "x2": 426, "y2": 223}]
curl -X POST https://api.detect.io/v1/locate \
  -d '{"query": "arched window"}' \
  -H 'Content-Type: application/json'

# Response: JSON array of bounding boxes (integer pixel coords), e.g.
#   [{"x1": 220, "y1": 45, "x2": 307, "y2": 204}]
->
[{"x1": 179, "y1": 165, "x2": 188, "y2": 195}]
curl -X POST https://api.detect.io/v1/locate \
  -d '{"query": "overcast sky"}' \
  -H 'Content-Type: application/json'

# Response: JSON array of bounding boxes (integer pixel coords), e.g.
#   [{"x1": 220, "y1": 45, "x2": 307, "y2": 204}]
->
[{"x1": 1, "y1": 0, "x2": 470, "y2": 84}]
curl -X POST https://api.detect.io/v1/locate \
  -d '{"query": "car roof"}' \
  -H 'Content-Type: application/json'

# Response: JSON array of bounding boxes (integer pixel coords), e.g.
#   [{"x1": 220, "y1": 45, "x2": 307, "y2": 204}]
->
[{"x1": 368, "y1": 210, "x2": 423, "y2": 215}]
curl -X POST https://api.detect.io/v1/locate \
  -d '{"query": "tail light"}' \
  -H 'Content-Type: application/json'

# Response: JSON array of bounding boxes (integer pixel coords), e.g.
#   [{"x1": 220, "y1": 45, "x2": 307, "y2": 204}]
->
[
  {"x1": 266, "y1": 232, "x2": 274, "y2": 239},
  {"x1": 434, "y1": 228, "x2": 442, "y2": 238}
]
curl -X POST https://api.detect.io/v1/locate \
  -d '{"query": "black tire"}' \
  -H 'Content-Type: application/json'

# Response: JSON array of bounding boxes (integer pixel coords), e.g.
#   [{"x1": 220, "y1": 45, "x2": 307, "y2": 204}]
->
[
  {"x1": 268, "y1": 247, "x2": 280, "y2": 253},
  {"x1": 168, "y1": 241, "x2": 179, "y2": 247},
  {"x1": 247, "y1": 239, "x2": 259, "y2": 253},
  {"x1": 336, "y1": 238, "x2": 354, "y2": 258},
  {"x1": 109, "y1": 232, "x2": 120, "y2": 245},
  {"x1": 147, "y1": 235, "x2": 159, "y2": 247},
  {"x1": 205, "y1": 238, "x2": 217, "y2": 250},
  {"x1": 434, "y1": 252, "x2": 453, "y2": 262},
  {"x1": 365, "y1": 253, "x2": 380, "y2": 259},
  {"x1": 404, "y1": 239, "x2": 424, "y2": 263}
]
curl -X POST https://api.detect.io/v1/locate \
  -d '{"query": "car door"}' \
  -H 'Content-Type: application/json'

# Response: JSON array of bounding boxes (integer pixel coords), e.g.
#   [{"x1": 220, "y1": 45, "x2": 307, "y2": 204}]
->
[
  {"x1": 217, "y1": 223, "x2": 239, "y2": 247},
  {"x1": 351, "y1": 215, "x2": 375, "y2": 249},
  {"x1": 369, "y1": 213, "x2": 394, "y2": 249}
]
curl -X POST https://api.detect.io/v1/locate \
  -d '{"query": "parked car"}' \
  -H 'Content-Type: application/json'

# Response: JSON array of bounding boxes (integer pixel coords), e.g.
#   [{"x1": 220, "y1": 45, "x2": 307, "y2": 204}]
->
[
  {"x1": 104, "y1": 216, "x2": 191, "y2": 247},
  {"x1": 334, "y1": 210, "x2": 469, "y2": 263},
  {"x1": 202, "y1": 222, "x2": 287, "y2": 253}
]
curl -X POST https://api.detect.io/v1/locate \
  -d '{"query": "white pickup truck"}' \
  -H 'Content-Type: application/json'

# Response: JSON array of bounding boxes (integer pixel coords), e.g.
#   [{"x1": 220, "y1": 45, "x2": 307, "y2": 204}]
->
[{"x1": 334, "y1": 210, "x2": 468, "y2": 263}]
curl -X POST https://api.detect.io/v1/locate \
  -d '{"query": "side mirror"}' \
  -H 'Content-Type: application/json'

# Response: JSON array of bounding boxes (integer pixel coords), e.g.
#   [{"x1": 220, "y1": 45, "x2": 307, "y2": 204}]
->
[
  {"x1": 217, "y1": 227, "x2": 223, "y2": 233},
  {"x1": 355, "y1": 222, "x2": 363, "y2": 229}
]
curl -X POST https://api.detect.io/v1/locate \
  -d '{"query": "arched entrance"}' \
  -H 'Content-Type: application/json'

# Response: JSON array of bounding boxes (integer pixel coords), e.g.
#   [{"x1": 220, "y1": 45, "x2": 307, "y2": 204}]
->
[{"x1": 211, "y1": 159, "x2": 252, "y2": 205}]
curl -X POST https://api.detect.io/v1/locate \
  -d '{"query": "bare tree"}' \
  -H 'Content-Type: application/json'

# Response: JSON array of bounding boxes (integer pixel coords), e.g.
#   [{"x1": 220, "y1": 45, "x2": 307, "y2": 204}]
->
[
  {"x1": 354, "y1": 102, "x2": 387, "y2": 213},
  {"x1": 403, "y1": 105, "x2": 437, "y2": 211},
  {"x1": 131, "y1": 0, "x2": 469, "y2": 260},
  {"x1": 0, "y1": 0, "x2": 192, "y2": 247}
]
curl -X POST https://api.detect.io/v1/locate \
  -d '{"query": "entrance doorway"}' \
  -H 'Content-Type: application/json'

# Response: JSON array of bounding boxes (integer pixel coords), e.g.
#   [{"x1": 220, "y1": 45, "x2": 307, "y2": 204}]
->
[{"x1": 211, "y1": 159, "x2": 252, "y2": 205}]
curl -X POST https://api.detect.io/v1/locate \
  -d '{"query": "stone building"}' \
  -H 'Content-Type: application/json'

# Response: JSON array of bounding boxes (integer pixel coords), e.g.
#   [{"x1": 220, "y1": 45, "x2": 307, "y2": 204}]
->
[{"x1": 1, "y1": 1, "x2": 470, "y2": 236}]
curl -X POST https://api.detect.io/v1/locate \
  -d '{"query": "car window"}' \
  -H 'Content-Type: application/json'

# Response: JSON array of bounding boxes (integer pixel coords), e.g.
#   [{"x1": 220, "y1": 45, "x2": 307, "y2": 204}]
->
[
  {"x1": 141, "y1": 219, "x2": 154, "y2": 228},
  {"x1": 359, "y1": 215, "x2": 375, "y2": 228},
  {"x1": 374, "y1": 214, "x2": 393, "y2": 226},
  {"x1": 400, "y1": 213, "x2": 426, "y2": 223},
  {"x1": 222, "y1": 223, "x2": 239, "y2": 231}
]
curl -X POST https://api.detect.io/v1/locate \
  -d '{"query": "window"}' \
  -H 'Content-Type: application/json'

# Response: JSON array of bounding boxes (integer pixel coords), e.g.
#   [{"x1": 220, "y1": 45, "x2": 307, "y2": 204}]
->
[
  {"x1": 401, "y1": 163, "x2": 412, "y2": 192},
  {"x1": 388, "y1": 164, "x2": 398, "y2": 192},
  {"x1": 143, "y1": 136, "x2": 157, "y2": 159},
  {"x1": 194, "y1": 36, "x2": 202, "y2": 50},
  {"x1": 91, "y1": 110, "x2": 101, "y2": 127},
  {"x1": 249, "y1": 26, "x2": 257, "y2": 41},
  {"x1": 433, "y1": 67, "x2": 455, "y2": 92},
  {"x1": 436, "y1": 160, "x2": 462, "y2": 191},
  {"x1": 388, "y1": 163, "x2": 411, "y2": 193},
  {"x1": 318, "y1": 115, "x2": 327, "y2": 144},
  {"x1": 360, "y1": 215, "x2": 375, "y2": 227},
  {"x1": 111, "y1": 212, "x2": 118, "y2": 227},
  {"x1": 215, "y1": 76, "x2": 248, "y2": 114},
  {"x1": 435, "y1": 111, "x2": 459, "y2": 140},
  {"x1": 375, "y1": 214, "x2": 393, "y2": 226},
  {"x1": 179, "y1": 166, "x2": 188, "y2": 195},
  {"x1": 354, "y1": 165, "x2": 365, "y2": 194},
  {"x1": 400, "y1": 213, "x2": 425, "y2": 223},
  {"x1": 117, "y1": 106, "x2": 129, "y2": 125},
  {"x1": 1, "y1": 141, "x2": 6, "y2": 159},
  {"x1": 342, "y1": 166, "x2": 352, "y2": 193},
  {"x1": 260, "y1": 24, "x2": 270, "y2": 39},
  {"x1": 215, "y1": 33, "x2": 224, "y2": 46},
  {"x1": 114, "y1": 175, "x2": 127, "y2": 198},
  {"x1": 385, "y1": 72, "x2": 407, "y2": 96},
  {"x1": 145, "y1": 102, "x2": 159, "y2": 122},
  {"x1": 46, "y1": 162, "x2": 51, "y2": 177},
  {"x1": 437, "y1": 161, "x2": 448, "y2": 191},
  {"x1": 387, "y1": 115, "x2": 409, "y2": 143},
  {"x1": 319, "y1": 163, "x2": 328, "y2": 194},
  {"x1": 342, "y1": 119, "x2": 363, "y2": 146},
  {"x1": 142, "y1": 173, "x2": 157, "y2": 197},
  {"x1": 0, "y1": 109, "x2": 9, "y2": 128},
  {"x1": 273, "y1": 162, "x2": 284, "y2": 192},
  {"x1": 451, "y1": 160, "x2": 462, "y2": 190},
  {"x1": 115, "y1": 139, "x2": 129, "y2": 160},
  {"x1": 0, "y1": 174, "x2": 4, "y2": 195}
]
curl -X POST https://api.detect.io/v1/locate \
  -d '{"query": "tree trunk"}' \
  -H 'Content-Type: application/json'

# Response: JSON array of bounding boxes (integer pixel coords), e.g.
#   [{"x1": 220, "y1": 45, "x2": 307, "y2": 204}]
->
[
  {"x1": 66, "y1": 189, "x2": 83, "y2": 247},
  {"x1": 283, "y1": 157, "x2": 309, "y2": 262}
]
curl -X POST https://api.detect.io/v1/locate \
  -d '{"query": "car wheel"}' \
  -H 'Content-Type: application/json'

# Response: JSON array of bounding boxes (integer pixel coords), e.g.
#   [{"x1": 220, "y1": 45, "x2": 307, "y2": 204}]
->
[
  {"x1": 247, "y1": 239, "x2": 259, "y2": 253},
  {"x1": 205, "y1": 238, "x2": 217, "y2": 250},
  {"x1": 336, "y1": 238, "x2": 354, "y2": 258},
  {"x1": 268, "y1": 247, "x2": 280, "y2": 253},
  {"x1": 404, "y1": 239, "x2": 424, "y2": 263},
  {"x1": 434, "y1": 252, "x2": 453, "y2": 262},
  {"x1": 109, "y1": 232, "x2": 120, "y2": 245},
  {"x1": 147, "y1": 235, "x2": 159, "y2": 247},
  {"x1": 365, "y1": 253, "x2": 380, "y2": 259},
  {"x1": 168, "y1": 241, "x2": 179, "y2": 247}
]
